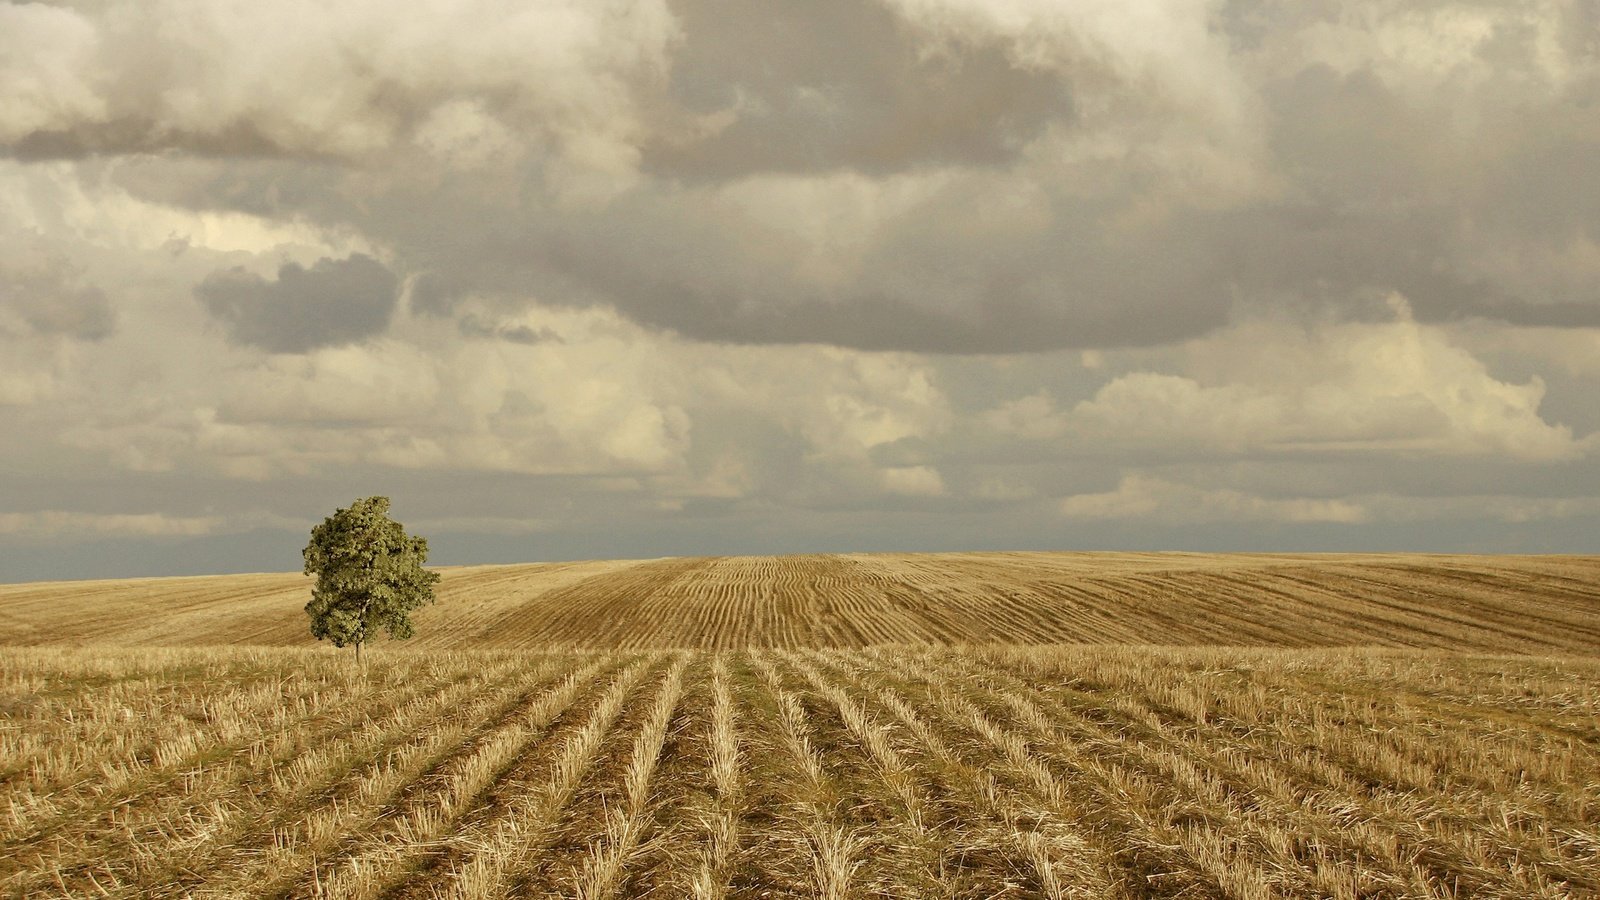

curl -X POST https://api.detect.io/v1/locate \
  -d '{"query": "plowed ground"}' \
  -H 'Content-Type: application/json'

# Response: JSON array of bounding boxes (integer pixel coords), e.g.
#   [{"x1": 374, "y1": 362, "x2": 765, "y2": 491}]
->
[
  {"x1": 2, "y1": 552, "x2": 1598, "y2": 651},
  {"x1": 3, "y1": 553, "x2": 1598, "y2": 898},
  {"x1": 4, "y1": 646, "x2": 1598, "y2": 898}
]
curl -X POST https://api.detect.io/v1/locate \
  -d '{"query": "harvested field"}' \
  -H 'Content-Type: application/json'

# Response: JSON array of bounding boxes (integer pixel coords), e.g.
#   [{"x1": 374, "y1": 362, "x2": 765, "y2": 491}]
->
[
  {"x1": 2, "y1": 552, "x2": 1598, "y2": 651},
  {"x1": 3, "y1": 552, "x2": 1598, "y2": 897},
  {"x1": 3, "y1": 645, "x2": 1598, "y2": 899}
]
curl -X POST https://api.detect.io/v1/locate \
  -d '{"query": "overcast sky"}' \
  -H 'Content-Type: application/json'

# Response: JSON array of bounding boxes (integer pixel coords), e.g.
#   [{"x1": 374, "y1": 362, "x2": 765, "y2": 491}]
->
[{"x1": 2, "y1": 0, "x2": 1597, "y2": 581}]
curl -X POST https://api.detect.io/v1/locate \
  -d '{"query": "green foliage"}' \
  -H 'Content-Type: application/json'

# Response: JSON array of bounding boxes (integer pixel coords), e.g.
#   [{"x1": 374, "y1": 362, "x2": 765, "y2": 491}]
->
[{"x1": 302, "y1": 496, "x2": 440, "y2": 654}]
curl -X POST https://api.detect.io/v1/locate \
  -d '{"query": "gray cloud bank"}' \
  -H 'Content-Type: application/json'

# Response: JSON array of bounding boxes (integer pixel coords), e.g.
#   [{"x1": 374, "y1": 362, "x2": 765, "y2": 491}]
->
[
  {"x1": 0, "y1": 0, "x2": 1597, "y2": 577},
  {"x1": 197, "y1": 254, "x2": 398, "y2": 353},
  {"x1": 3, "y1": 0, "x2": 1588, "y2": 353},
  {"x1": 0, "y1": 236, "x2": 114, "y2": 340}
]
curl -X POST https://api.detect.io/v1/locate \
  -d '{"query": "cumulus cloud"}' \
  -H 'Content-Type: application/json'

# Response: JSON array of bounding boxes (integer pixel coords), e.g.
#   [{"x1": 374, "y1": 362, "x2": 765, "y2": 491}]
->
[
  {"x1": 10, "y1": 0, "x2": 1584, "y2": 355},
  {"x1": 196, "y1": 254, "x2": 399, "y2": 353},
  {"x1": 4, "y1": 0, "x2": 1600, "y2": 575},
  {"x1": 642, "y1": 0, "x2": 1073, "y2": 178},
  {"x1": 46, "y1": 299, "x2": 962, "y2": 506},
  {"x1": 778, "y1": 351, "x2": 950, "y2": 461},
  {"x1": 0, "y1": 0, "x2": 678, "y2": 184},
  {"x1": 884, "y1": 0, "x2": 1254, "y2": 136},
  {"x1": 988, "y1": 300, "x2": 1588, "y2": 462}
]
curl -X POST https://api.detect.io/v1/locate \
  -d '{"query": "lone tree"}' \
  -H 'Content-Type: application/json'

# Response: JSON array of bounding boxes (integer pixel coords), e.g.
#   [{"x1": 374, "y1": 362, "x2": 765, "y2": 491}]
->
[{"x1": 303, "y1": 496, "x2": 440, "y2": 663}]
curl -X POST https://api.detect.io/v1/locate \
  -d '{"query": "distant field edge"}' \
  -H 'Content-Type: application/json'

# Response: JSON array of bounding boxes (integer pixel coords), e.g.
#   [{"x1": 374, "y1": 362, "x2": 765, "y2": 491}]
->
[{"x1": 1, "y1": 551, "x2": 1596, "y2": 652}]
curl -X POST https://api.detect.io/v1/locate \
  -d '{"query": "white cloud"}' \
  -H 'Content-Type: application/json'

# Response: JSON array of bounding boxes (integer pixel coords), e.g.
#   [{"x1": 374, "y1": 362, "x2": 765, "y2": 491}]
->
[
  {"x1": 3, "y1": 0, "x2": 1600, "y2": 572},
  {"x1": 885, "y1": 0, "x2": 1245, "y2": 115},
  {"x1": 409, "y1": 515, "x2": 556, "y2": 535},
  {"x1": 1280, "y1": 3, "x2": 1589, "y2": 95},
  {"x1": 220, "y1": 341, "x2": 442, "y2": 424},
  {"x1": 0, "y1": 160, "x2": 372, "y2": 259},
  {"x1": 1057, "y1": 475, "x2": 1600, "y2": 526},
  {"x1": 705, "y1": 170, "x2": 956, "y2": 289},
  {"x1": 971, "y1": 476, "x2": 1037, "y2": 502},
  {"x1": 0, "y1": 321, "x2": 75, "y2": 407},
  {"x1": 885, "y1": 0, "x2": 1267, "y2": 200},
  {"x1": 0, "y1": 233, "x2": 113, "y2": 339},
  {"x1": 881, "y1": 465, "x2": 947, "y2": 497},
  {"x1": 790, "y1": 352, "x2": 950, "y2": 461},
  {"x1": 1059, "y1": 475, "x2": 1369, "y2": 524},
  {"x1": 42, "y1": 297, "x2": 959, "y2": 503},
  {"x1": 0, "y1": 0, "x2": 680, "y2": 191},
  {"x1": 992, "y1": 299, "x2": 1588, "y2": 462},
  {"x1": 413, "y1": 99, "x2": 522, "y2": 170},
  {"x1": 661, "y1": 452, "x2": 756, "y2": 501},
  {"x1": 0, "y1": 4, "x2": 105, "y2": 140}
]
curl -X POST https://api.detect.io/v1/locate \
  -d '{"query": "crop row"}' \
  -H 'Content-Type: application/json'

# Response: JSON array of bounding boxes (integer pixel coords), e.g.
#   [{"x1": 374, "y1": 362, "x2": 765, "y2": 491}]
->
[
  {"x1": 2, "y1": 645, "x2": 1597, "y2": 898},
  {"x1": 5, "y1": 554, "x2": 1599, "y2": 652}
]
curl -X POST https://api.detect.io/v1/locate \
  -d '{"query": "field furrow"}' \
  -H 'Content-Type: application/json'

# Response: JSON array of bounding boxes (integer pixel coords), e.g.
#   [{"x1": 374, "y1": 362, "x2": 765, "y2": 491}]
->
[
  {"x1": 563, "y1": 656, "x2": 689, "y2": 899},
  {"x1": 272, "y1": 654, "x2": 625, "y2": 900},
  {"x1": 8, "y1": 552, "x2": 1598, "y2": 651},
  {"x1": 139, "y1": 657, "x2": 564, "y2": 899},
  {"x1": 970, "y1": 648, "x2": 1600, "y2": 897},
  {"x1": 2, "y1": 670, "x2": 441, "y2": 885},
  {"x1": 3, "y1": 654, "x2": 374, "y2": 838},
  {"x1": 3, "y1": 659, "x2": 515, "y2": 898},
  {"x1": 680, "y1": 654, "x2": 744, "y2": 899},
  {"x1": 874, "y1": 647, "x2": 1298, "y2": 898},
  {"x1": 4, "y1": 551, "x2": 1600, "y2": 899},
  {"x1": 0, "y1": 648, "x2": 1596, "y2": 898},
  {"x1": 489, "y1": 657, "x2": 683, "y2": 897},
  {"x1": 410, "y1": 655, "x2": 660, "y2": 899},
  {"x1": 793, "y1": 649, "x2": 1115, "y2": 899},
  {"x1": 742, "y1": 652, "x2": 875, "y2": 899},
  {"x1": 956, "y1": 650, "x2": 1440, "y2": 896}
]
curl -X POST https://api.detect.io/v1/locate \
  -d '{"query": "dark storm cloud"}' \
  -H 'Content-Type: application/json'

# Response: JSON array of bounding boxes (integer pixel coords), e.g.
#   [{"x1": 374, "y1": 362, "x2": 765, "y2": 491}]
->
[
  {"x1": 196, "y1": 254, "x2": 399, "y2": 353},
  {"x1": 0, "y1": 239, "x2": 114, "y2": 340}
]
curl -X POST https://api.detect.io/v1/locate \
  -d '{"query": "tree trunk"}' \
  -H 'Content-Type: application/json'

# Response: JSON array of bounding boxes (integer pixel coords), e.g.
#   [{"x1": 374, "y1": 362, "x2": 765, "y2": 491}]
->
[{"x1": 354, "y1": 613, "x2": 367, "y2": 670}]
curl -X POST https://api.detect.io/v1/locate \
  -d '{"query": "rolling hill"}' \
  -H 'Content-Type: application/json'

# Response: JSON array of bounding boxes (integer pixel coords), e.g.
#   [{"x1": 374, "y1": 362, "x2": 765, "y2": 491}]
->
[
  {"x1": 2, "y1": 551, "x2": 1597, "y2": 651},
  {"x1": 6, "y1": 552, "x2": 1600, "y2": 897}
]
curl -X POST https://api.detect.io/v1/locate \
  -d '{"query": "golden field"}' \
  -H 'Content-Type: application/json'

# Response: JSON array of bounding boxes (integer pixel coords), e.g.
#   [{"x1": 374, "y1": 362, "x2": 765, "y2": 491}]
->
[
  {"x1": 2, "y1": 552, "x2": 1598, "y2": 898},
  {"x1": 2, "y1": 552, "x2": 1598, "y2": 651}
]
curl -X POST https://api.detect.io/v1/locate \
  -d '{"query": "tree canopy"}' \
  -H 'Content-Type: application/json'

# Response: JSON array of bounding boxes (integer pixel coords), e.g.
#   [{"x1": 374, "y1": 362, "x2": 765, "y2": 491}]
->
[{"x1": 302, "y1": 496, "x2": 439, "y2": 661}]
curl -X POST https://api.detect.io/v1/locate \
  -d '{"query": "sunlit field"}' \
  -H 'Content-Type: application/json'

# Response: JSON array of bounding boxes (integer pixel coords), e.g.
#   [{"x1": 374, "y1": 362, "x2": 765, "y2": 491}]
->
[
  {"x1": 3, "y1": 553, "x2": 1597, "y2": 652},
  {"x1": 3, "y1": 553, "x2": 1599, "y2": 898}
]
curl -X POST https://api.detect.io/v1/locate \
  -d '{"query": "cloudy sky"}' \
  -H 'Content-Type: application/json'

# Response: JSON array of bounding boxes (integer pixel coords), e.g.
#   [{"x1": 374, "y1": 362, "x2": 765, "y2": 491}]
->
[{"x1": 2, "y1": 0, "x2": 1597, "y2": 580}]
